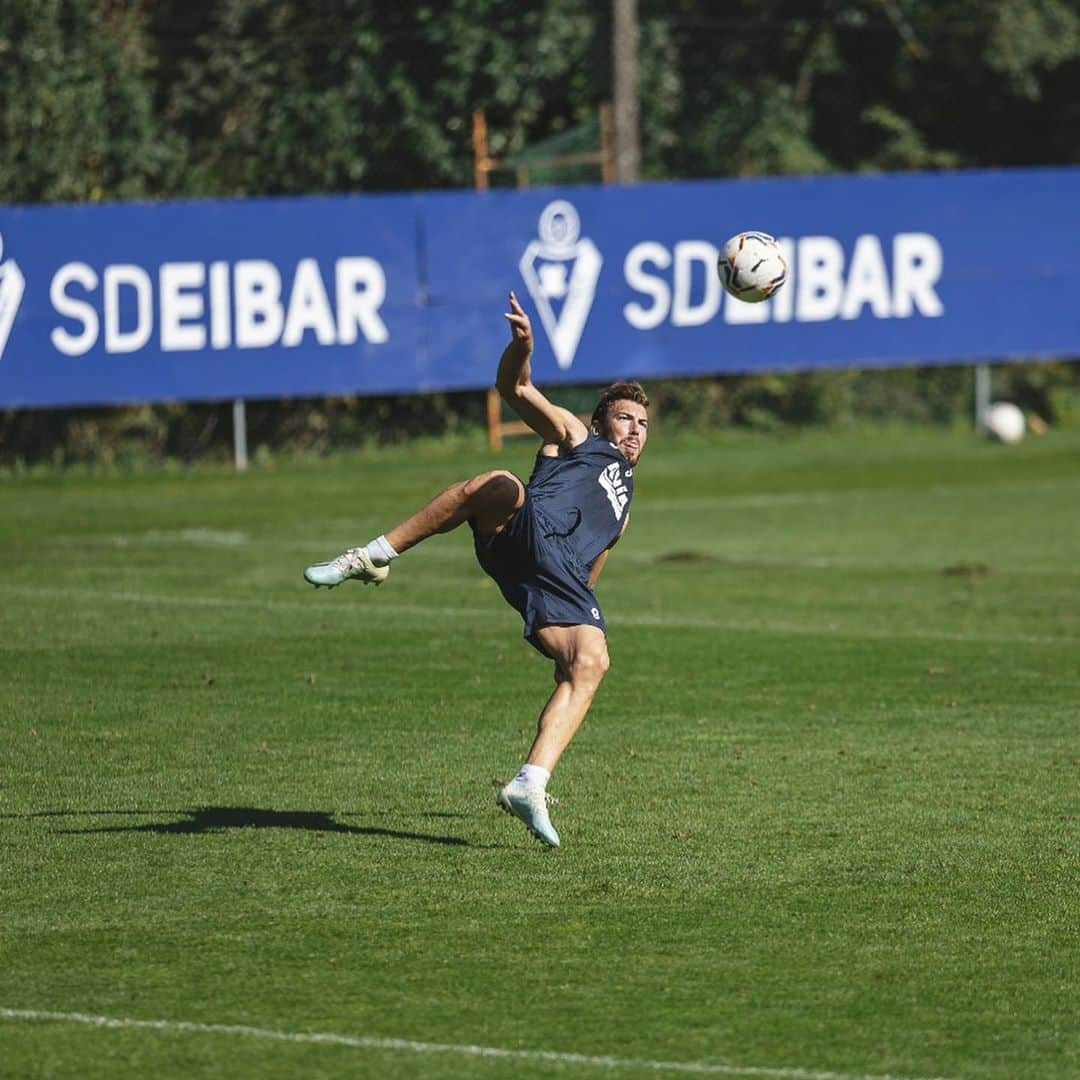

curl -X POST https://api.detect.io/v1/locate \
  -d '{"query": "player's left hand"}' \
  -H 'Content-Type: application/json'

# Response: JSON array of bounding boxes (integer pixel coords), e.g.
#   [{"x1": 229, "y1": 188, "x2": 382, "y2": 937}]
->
[{"x1": 504, "y1": 291, "x2": 533, "y2": 351}]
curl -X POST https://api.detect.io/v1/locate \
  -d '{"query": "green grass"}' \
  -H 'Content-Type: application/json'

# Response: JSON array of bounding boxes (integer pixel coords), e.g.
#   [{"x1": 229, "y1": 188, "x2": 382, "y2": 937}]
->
[{"x1": 1, "y1": 425, "x2": 1078, "y2": 1080}]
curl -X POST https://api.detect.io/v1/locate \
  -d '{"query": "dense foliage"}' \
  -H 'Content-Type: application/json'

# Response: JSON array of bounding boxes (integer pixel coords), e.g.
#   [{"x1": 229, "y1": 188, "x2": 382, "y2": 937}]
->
[
  {"x1": 1, "y1": 1, "x2": 1078, "y2": 464},
  {"x1": 5, "y1": 0, "x2": 1078, "y2": 199}
]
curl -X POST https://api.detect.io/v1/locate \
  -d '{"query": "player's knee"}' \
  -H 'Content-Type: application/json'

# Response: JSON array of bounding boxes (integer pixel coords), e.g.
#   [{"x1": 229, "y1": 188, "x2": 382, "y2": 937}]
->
[
  {"x1": 464, "y1": 470, "x2": 521, "y2": 511},
  {"x1": 570, "y1": 641, "x2": 610, "y2": 688}
]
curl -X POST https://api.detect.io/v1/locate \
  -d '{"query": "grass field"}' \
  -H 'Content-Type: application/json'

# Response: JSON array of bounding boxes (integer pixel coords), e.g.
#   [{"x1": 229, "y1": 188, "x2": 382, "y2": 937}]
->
[{"x1": 1, "y1": 424, "x2": 1077, "y2": 1080}]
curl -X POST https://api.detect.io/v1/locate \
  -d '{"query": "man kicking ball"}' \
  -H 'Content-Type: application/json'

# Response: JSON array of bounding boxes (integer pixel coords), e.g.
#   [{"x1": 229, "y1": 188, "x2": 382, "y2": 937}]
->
[{"x1": 304, "y1": 292, "x2": 649, "y2": 847}]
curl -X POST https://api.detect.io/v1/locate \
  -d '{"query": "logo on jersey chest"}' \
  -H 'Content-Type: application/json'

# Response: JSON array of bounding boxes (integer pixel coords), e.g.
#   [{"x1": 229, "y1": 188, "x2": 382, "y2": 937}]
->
[{"x1": 598, "y1": 462, "x2": 630, "y2": 519}]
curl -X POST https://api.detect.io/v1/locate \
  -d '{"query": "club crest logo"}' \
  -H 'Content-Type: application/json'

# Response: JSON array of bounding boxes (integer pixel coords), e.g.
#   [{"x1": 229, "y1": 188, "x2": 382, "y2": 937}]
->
[
  {"x1": 0, "y1": 232, "x2": 25, "y2": 362},
  {"x1": 519, "y1": 201, "x2": 602, "y2": 370}
]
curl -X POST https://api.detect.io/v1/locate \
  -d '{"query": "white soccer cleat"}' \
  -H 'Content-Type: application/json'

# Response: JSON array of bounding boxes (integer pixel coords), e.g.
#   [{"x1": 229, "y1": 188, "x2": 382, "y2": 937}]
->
[
  {"x1": 303, "y1": 546, "x2": 389, "y2": 589},
  {"x1": 497, "y1": 780, "x2": 560, "y2": 848}
]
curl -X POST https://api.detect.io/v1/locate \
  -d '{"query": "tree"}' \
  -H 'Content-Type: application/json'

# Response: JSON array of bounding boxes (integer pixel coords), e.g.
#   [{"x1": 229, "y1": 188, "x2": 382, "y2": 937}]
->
[
  {"x1": 0, "y1": 0, "x2": 177, "y2": 203},
  {"x1": 644, "y1": 0, "x2": 1080, "y2": 178},
  {"x1": 148, "y1": 0, "x2": 608, "y2": 196}
]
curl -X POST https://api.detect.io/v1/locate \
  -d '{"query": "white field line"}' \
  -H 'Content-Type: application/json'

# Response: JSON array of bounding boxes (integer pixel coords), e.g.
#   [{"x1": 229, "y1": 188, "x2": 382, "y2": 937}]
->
[
  {"x1": 634, "y1": 475, "x2": 1080, "y2": 512},
  {"x1": 47, "y1": 526, "x2": 1080, "y2": 579},
  {"x1": 42, "y1": 474, "x2": 1080, "y2": 550},
  {"x1": 0, "y1": 1007, "x2": 952, "y2": 1080},
  {"x1": 69, "y1": 528, "x2": 251, "y2": 549},
  {"x1": 19, "y1": 473, "x2": 1078, "y2": 519},
  {"x1": 52, "y1": 532, "x2": 1080, "y2": 579},
  {"x1": 0, "y1": 585, "x2": 491, "y2": 623},
  {"x1": 0, "y1": 584, "x2": 1073, "y2": 647}
]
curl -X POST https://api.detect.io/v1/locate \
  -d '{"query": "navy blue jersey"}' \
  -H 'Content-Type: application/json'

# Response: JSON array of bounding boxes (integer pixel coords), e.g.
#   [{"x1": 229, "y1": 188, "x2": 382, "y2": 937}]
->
[
  {"x1": 471, "y1": 433, "x2": 634, "y2": 645},
  {"x1": 525, "y1": 433, "x2": 634, "y2": 569}
]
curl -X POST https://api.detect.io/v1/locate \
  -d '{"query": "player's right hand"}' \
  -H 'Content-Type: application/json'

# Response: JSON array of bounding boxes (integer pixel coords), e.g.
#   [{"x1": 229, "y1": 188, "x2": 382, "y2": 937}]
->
[{"x1": 504, "y1": 291, "x2": 533, "y2": 351}]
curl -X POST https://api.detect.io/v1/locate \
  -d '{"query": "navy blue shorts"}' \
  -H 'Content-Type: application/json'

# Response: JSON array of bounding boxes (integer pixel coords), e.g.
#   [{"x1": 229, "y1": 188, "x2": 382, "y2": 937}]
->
[{"x1": 472, "y1": 493, "x2": 606, "y2": 652}]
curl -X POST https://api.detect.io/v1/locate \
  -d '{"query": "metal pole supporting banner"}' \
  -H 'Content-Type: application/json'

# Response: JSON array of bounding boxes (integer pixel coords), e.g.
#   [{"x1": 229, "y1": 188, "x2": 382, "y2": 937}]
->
[
  {"x1": 233, "y1": 398, "x2": 249, "y2": 471},
  {"x1": 973, "y1": 364, "x2": 991, "y2": 433}
]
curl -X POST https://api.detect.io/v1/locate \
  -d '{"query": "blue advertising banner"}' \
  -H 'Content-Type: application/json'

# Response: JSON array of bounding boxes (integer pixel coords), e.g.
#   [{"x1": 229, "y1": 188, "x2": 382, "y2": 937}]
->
[
  {"x1": 0, "y1": 168, "x2": 1077, "y2": 408},
  {"x1": 0, "y1": 194, "x2": 423, "y2": 407},
  {"x1": 422, "y1": 169, "x2": 1080, "y2": 388}
]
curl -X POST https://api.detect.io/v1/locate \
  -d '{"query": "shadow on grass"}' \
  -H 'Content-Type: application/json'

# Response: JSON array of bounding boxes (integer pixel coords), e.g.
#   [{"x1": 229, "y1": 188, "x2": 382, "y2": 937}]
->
[{"x1": 4, "y1": 807, "x2": 471, "y2": 846}]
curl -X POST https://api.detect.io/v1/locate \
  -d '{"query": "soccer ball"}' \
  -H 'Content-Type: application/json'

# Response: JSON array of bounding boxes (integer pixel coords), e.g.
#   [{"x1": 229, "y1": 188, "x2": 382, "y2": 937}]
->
[
  {"x1": 984, "y1": 402, "x2": 1025, "y2": 444},
  {"x1": 718, "y1": 231, "x2": 788, "y2": 303}
]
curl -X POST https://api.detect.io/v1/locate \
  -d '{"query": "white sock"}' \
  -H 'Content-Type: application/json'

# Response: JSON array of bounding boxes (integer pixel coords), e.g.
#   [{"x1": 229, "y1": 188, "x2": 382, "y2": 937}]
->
[
  {"x1": 514, "y1": 763, "x2": 550, "y2": 790},
  {"x1": 366, "y1": 535, "x2": 398, "y2": 567}
]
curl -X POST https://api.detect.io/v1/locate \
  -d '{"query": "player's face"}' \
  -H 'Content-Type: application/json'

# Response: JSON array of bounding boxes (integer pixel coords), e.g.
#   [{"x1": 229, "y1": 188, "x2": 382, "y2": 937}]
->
[{"x1": 602, "y1": 400, "x2": 649, "y2": 465}]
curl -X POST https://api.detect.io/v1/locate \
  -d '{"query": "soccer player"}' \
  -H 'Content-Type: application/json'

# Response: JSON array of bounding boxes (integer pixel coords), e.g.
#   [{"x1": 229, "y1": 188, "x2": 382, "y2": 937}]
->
[{"x1": 304, "y1": 292, "x2": 648, "y2": 847}]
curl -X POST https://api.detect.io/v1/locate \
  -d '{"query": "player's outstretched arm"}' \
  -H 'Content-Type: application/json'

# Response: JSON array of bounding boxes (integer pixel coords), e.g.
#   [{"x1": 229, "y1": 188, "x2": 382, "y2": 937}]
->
[{"x1": 496, "y1": 291, "x2": 589, "y2": 450}]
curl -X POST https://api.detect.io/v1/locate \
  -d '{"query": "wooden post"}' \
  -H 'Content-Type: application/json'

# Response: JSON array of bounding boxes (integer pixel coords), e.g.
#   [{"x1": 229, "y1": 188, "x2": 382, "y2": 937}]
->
[
  {"x1": 475, "y1": 110, "x2": 500, "y2": 452},
  {"x1": 486, "y1": 388, "x2": 503, "y2": 452},
  {"x1": 472, "y1": 108, "x2": 490, "y2": 191},
  {"x1": 599, "y1": 101, "x2": 615, "y2": 184}
]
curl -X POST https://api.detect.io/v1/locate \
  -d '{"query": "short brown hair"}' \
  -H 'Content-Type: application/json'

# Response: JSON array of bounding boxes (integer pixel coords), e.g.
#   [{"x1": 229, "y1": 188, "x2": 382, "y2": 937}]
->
[{"x1": 591, "y1": 381, "x2": 650, "y2": 430}]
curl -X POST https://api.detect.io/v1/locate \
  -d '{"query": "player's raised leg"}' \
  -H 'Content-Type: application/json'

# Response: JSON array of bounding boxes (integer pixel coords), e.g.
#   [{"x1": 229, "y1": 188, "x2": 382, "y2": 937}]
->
[
  {"x1": 303, "y1": 470, "x2": 524, "y2": 588},
  {"x1": 386, "y1": 470, "x2": 524, "y2": 550},
  {"x1": 497, "y1": 624, "x2": 610, "y2": 847}
]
